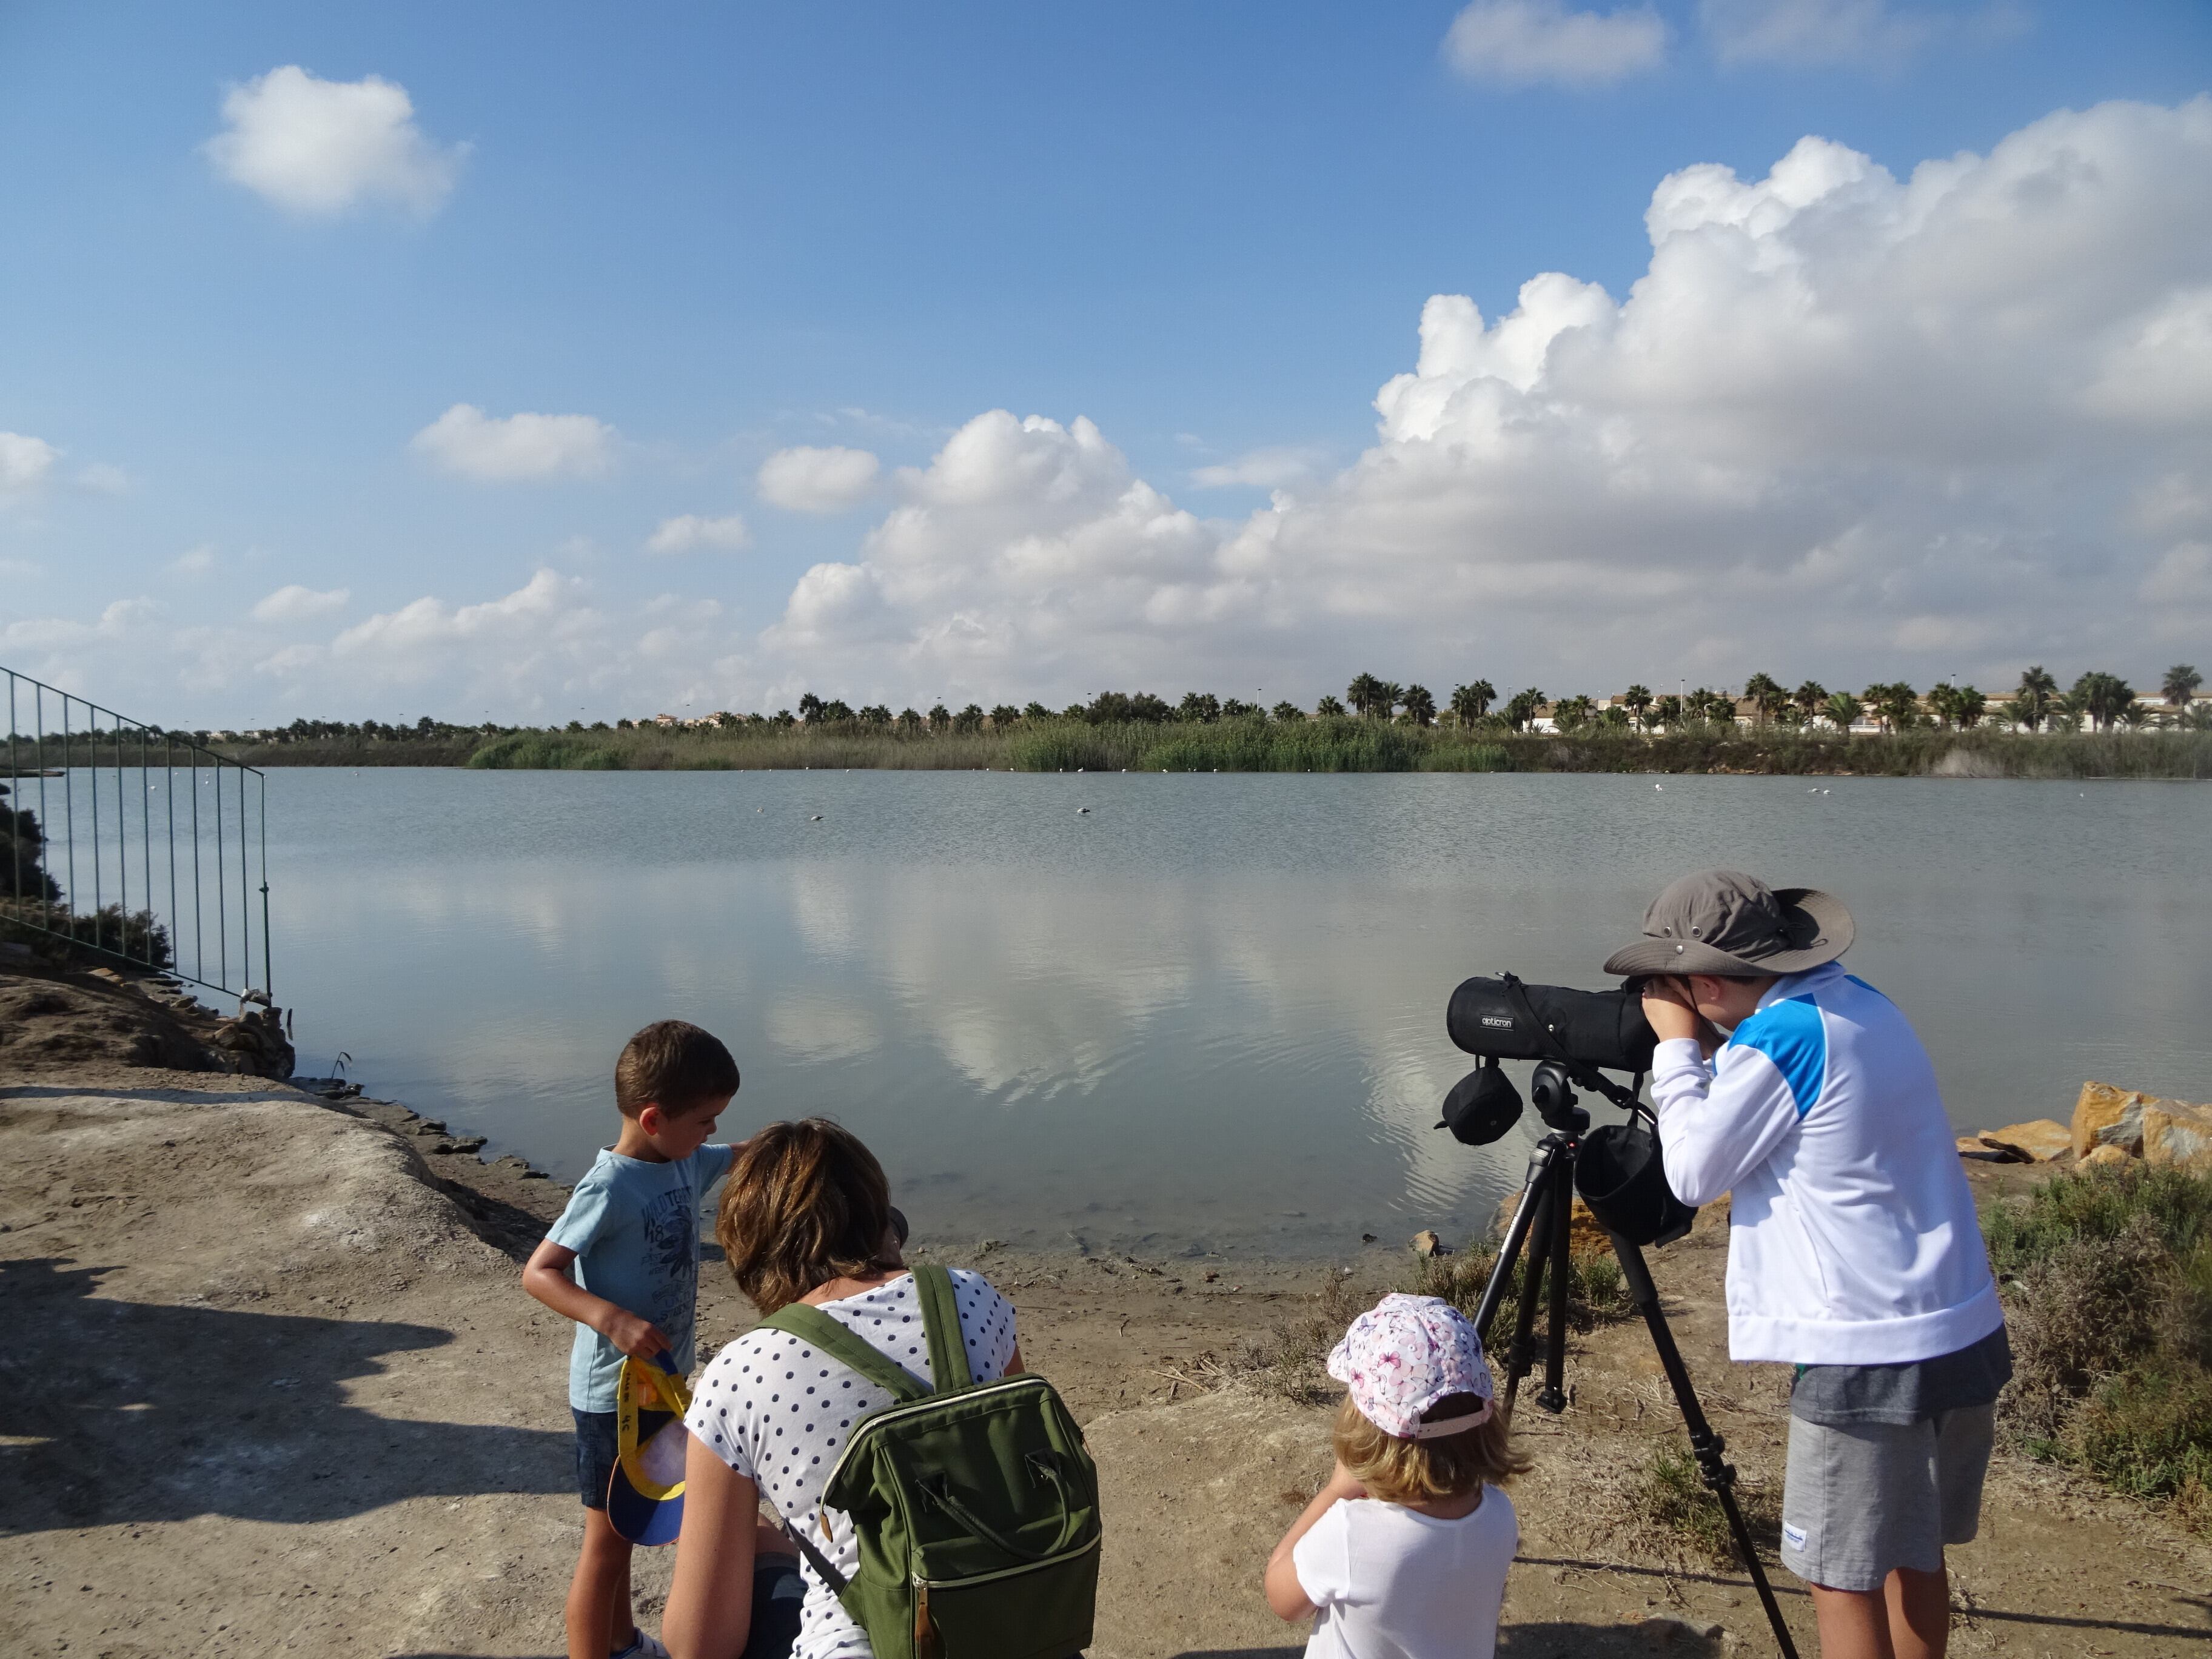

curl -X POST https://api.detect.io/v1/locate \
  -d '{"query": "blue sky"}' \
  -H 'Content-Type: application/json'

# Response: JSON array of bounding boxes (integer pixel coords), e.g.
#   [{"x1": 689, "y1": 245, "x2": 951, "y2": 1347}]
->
[{"x1": 3, "y1": 2, "x2": 2209, "y2": 723}]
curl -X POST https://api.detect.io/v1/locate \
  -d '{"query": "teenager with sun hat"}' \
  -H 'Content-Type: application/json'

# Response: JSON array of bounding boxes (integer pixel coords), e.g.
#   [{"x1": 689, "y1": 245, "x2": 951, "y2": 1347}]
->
[{"x1": 1609, "y1": 870, "x2": 2010, "y2": 1659}]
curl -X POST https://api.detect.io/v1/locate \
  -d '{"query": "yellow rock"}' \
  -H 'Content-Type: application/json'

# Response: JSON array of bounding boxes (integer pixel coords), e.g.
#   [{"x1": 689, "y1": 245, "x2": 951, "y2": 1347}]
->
[
  {"x1": 2142, "y1": 1102, "x2": 2212, "y2": 1171},
  {"x1": 1977, "y1": 1119, "x2": 2072, "y2": 1162},
  {"x1": 2080, "y1": 1143, "x2": 2131, "y2": 1168},
  {"x1": 2073, "y1": 1081, "x2": 2154, "y2": 1158}
]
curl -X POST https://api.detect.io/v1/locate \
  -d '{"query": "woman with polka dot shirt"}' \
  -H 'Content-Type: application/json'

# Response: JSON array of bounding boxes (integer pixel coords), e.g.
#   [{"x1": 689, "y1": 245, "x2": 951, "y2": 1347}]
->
[{"x1": 662, "y1": 1119, "x2": 1022, "y2": 1659}]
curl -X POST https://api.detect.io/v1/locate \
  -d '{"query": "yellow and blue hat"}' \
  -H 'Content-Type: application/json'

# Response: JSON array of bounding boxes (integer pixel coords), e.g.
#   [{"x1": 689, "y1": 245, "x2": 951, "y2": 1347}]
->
[{"x1": 608, "y1": 1351, "x2": 694, "y2": 1546}]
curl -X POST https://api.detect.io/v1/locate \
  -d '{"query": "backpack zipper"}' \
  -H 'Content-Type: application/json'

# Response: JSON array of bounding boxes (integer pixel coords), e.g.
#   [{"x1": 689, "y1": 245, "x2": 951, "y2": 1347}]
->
[{"x1": 909, "y1": 1532, "x2": 1103, "y2": 1591}]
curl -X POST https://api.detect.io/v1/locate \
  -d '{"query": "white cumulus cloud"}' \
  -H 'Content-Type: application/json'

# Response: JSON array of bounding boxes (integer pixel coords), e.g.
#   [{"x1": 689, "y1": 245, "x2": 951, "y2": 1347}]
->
[
  {"x1": 411, "y1": 404, "x2": 616, "y2": 482},
  {"x1": 1699, "y1": 0, "x2": 1947, "y2": 67},
  {"x1": 757, "y1": 98, "x2": 2212, "y2": 703},
  {"x1": 251, "y1": 585, "x2": 350, "y2": 625},
  {"x1": 205, "y1": 65, "x2": 464, "y2": 217},
  {"x1": 1188, "y1": 446, "x2": 1331, "y2": 490},
  {"x1": 1444, "y1": 0, "x2": 1669, "y2": 87},
  {"x1": 646, "y1": 513, "x2": 751, "y2": 554},
  {"x1": 0, "y1": 432, "x2": 59, "y2": 495},
  {"x1": 756, "y1": 446, "x2": 881, "y2": 513}
]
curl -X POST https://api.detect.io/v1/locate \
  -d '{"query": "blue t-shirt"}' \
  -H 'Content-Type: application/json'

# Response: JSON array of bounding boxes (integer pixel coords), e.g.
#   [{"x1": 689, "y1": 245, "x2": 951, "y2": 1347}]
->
[{"x1": 548, "y1": 1142, "x2": 736, "y2": 1411}]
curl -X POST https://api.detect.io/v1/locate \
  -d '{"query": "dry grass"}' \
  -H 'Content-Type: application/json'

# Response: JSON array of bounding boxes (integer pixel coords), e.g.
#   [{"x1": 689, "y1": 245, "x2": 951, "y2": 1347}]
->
[
  {"x1": 1985, "y1": 1162, "x2": 2212, "y2": 1527},
  {"x1": 1228, "y1": 1239, "x2": 1638, "y2": 1406},
  {"x1": 1618, "y1": 1439, "x2": 1785, "y2": 1568}
]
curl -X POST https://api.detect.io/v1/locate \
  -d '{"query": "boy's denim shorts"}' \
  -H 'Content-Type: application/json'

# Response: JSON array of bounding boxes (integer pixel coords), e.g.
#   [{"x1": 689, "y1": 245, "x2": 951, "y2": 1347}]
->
[{"x1": 573, "y1": 1406, "x2": 674, "y2": 1510}]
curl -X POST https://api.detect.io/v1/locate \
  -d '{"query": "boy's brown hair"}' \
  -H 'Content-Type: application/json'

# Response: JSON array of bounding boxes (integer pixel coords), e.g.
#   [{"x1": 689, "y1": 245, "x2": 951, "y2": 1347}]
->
[
  {"x1": 1332, "y1": 1392, "x2": 1532, "y2": 1506},
  {"x1": 615, "y1": 1020, "x2": 740, "y2": 1119},
  {"x1": 716, "y1": 1118, "x2": 894, "y2": 1313}
]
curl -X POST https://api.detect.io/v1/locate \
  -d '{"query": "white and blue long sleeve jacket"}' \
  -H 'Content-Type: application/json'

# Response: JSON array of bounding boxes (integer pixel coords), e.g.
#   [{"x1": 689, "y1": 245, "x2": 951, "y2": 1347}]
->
[{"x1": 1651, "y1": 962, "x2": 2002, "y2": 1366}]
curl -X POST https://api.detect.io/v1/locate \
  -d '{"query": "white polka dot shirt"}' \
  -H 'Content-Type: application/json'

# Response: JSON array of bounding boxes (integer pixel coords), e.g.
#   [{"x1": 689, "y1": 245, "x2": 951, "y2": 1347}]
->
[{"x1": 686, "y1": 1269, "x2": 1018, "y2": 1659}]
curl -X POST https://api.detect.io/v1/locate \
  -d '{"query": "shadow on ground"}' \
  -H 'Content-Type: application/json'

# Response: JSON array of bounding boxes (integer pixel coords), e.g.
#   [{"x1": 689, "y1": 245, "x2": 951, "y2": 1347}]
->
[{"x1": 0, "y1": 1255, "x2": 569, "y2": 1535}]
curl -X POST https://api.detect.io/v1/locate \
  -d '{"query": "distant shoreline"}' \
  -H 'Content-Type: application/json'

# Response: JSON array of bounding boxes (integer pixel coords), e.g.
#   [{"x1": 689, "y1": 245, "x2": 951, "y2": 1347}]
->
[{"x1": 193, "y1": 724, "x2": 2212, "y2": 780}]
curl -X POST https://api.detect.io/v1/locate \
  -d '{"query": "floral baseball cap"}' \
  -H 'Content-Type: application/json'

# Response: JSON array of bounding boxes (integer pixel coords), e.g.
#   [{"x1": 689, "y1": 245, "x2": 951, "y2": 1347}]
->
[{"x1": 1326, "y1": 1293, "x2": 1498, "y2": 1439}]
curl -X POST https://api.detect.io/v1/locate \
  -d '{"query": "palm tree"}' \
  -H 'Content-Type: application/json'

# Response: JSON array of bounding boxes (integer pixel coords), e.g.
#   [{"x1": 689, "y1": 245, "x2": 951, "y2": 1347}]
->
[
  {"x1": 1926, "y1": 682, "x2": 1960, "y2": 728},
  {"x1": 927, "y1": 702, "x2": 951, "y2": 729},
  {"x1": 1346, "y1": 674, "x2": 1386, "y2": 719},
  {"x1": 2162, "y1": 664, "x2": 2202, "y2": 722},
  {"x1": 1450, "y1": 680, "x2": 1497, "y2": 724},
  {"x1": 1793, "y1": 680, "x2": 1828, "y2": 725},
  {"x1": 1375, "y1": 681, "x2": 1404, "y2": 720},
  {"x1": 990, "y1": 705, "x2": 1021, "y2": 728},
  {"x1": 2068, "y1": 671, "x2": 2136, "y2": 731},
  {"x1": 2012, "y1": 665, "x2": 2057, "y2": 731},
  {"x1": 1503, "y1": 688, "x2": 1545, "y2": 731},
  {"x1": 1743, "y1": 672, "x2": 1787, "y2": 726},
  {"x1": 1023, "y1": 701, "x2": 1053, "y2": 722},
  {"x1": 1652, "y1": 694, "x2": 1682, "y2": 729},
  {"x1": 1316, "y1": 694, "x2": 1347, "y2": 718},
  {"x1": 1622, "y1": 685, "x2": 1654, "y2": 731},
  {"x1": 1178, "y1": 691, "x2": 1221, "y2": 723},
  {"x1": 1952, "y1": 686, "x2": 1985, "y2": 729},
  {"x1": 1271, "y1": 700, "x2": 1306, "y2": 723},
  {"x1": 1553, "y1": 694, "x2": 1597, "y2": 733},
  {"x1": 1823, "y1": 691, "x2": 1863, "y2": 732},
  {"x1": 1399, "y1": 685, "x2": 1437, "y2": 726}
]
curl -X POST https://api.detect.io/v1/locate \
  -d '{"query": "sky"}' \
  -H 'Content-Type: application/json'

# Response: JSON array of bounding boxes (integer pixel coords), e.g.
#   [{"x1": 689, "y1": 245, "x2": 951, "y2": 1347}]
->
[{"x1": 2, "y1": 1, "x2": 2209, "y2": 725}]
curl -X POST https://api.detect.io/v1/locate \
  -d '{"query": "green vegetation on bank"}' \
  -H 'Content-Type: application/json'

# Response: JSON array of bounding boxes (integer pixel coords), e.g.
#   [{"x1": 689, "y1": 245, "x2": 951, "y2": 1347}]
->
[
  {"x1": 198, "y1": 721, "x2": 2212, "y2": 779},
  {"x1": 1987, "y1": 1162, "x2": 2212, "y2": 1530}
]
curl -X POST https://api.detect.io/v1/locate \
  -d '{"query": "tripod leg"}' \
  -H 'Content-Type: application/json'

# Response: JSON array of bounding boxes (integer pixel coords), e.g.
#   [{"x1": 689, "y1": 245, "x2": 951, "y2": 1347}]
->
[
  {"x1": 1611, "y1": 1235, "x2": 1802, "y2": 1659},
  {"x1": 1537, "y1": 1153, "x2": 1573, "y2": 1414},
  {"x1": 1500, "y1": 1182, "x2": 1553, "y2": 1416},
  {"x1": 1473, "y1": 1139, "x2": 1558, "y2": 1344}
]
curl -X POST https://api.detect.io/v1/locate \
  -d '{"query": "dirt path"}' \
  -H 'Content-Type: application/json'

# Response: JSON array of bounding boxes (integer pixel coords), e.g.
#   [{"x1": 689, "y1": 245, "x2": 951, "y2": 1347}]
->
[{"x1": 1, "y1": 1050, "x2": 2204, "y2": 1656}]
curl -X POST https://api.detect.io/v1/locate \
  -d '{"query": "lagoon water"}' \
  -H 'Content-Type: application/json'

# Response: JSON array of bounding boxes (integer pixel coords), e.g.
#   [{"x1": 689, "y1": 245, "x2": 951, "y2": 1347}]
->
[{"x1": 207, "y1": 768, "x2": 2212, "y2": 1256}]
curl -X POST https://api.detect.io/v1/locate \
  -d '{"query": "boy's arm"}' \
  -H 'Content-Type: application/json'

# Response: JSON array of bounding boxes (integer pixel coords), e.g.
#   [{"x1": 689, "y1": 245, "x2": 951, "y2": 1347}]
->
[
  {"x1": 1648, "y1": 1039, "x2": 1803, "y2": 1208},
  {"x1": 521, "y1": 1238, "x2": 672, "y2": 1361},
  {"x1": 1264, "y1": 1460, "x2": 1362, "y2": 1621}
]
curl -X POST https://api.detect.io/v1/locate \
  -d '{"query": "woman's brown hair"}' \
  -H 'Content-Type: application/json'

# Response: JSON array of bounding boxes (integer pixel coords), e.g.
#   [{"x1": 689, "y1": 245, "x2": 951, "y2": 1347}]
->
[
  {"x1": 717, "y1": 1118, "x2": 893, "y2": 1313},
  {"x1": 1332, "y1": 1392, "x2": 1533, "y2": 1507}
]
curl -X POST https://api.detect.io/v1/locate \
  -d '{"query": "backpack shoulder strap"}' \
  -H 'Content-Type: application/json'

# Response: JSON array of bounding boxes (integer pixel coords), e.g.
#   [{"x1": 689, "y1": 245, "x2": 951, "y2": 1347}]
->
[
  {"x1": 757, "y1": 1301, "x2": 930, "y2": 1403},
  {"x1": 913, "y1": 1264, "x2": 973, "y2": 1390}
]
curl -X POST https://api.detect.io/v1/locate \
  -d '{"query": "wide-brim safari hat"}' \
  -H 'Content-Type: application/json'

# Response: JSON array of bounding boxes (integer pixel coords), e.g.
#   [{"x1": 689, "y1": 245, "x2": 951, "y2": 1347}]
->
[{"x1": 1602, "y1": 869, "x2": 1852, "y2": 980}]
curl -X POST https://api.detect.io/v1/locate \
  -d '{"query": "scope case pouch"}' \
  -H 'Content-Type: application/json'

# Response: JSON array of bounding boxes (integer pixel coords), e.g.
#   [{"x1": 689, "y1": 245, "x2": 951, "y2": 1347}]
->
[
  {"x1": 758, "y1": 1264, "x2": 1101, "y2": 1659},
  {"x1": 1576, "y1": 1115, "x2": 1697, "y2": 1247}
]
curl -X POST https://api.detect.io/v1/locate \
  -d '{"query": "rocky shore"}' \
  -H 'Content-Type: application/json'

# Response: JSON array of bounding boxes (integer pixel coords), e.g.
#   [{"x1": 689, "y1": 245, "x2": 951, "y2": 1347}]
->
[{"x1": 3, "y1": 964, "x2": 2207, "y2": 1657}]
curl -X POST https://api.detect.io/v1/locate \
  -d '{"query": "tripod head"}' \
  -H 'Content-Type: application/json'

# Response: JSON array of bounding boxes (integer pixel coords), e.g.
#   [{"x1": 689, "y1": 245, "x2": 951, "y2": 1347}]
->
[{"x1": 1527, "y1": 1061, "x2": 1590, "y2": 1135}]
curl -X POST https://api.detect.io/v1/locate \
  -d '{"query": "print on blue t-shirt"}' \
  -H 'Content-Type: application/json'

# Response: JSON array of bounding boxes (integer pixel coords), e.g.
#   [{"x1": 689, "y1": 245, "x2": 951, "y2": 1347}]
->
[{"x1": 548, "y1": 1142, "x2": 735, "y2": 1411}]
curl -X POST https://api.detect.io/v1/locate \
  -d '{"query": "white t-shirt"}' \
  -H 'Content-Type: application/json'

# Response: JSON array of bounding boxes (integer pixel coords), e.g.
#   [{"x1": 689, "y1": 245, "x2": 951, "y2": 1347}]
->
[
  {"x1": 685, "y1": 1269, "x2": 1018, "y2": 1659},
  {"x1": 1291, "y1": 1488, "x2": 1518, "y2": 1659}
]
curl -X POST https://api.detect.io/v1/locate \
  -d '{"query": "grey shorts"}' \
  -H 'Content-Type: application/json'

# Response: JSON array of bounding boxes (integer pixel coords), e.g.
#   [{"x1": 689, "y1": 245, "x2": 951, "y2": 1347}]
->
[{"x1": 1778, "y1": 1403, "x2": 1995, "y2": 1592}]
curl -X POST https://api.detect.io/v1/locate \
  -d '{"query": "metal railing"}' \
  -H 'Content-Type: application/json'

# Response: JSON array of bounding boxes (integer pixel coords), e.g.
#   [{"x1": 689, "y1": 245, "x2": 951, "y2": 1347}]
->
[{"x1": 3, "y1": 666, "x2": 272, "y2": 999}]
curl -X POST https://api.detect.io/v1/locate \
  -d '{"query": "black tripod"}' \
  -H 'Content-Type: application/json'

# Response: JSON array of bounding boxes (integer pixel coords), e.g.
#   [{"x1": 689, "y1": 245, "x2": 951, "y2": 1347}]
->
[{"x1": 1474, "y1": 1066, "x2": 1801, "y2": 1659}]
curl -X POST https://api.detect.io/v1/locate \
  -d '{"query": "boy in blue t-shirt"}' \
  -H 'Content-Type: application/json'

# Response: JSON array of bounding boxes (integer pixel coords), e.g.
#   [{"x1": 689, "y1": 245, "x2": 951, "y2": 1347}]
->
[{"x1": 525, "y1": 1021, "x2": 742, "y2": 1659}]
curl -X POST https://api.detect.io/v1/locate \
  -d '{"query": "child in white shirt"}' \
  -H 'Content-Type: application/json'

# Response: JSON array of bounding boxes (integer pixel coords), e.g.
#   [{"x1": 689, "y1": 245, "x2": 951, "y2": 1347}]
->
[{"x1": 1264, "y1": 1294, "x2": 1530, "y2": 1659}]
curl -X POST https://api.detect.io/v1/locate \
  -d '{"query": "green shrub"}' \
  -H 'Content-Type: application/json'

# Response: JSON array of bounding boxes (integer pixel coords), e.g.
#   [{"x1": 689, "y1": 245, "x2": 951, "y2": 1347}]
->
[
  {"x1": 1626, "y1": 1440, "x2": 1781, "y2": 1566},
  {"x1": 1408, "y1": 1241, "x2": 1632, "y2": 1336},
  {"x1": 466, "y1": 734, "x2": 623, "y2": 769},
  {"x1": 1986, "y1": 1162, "x2": 2212, "y2": 1526}
]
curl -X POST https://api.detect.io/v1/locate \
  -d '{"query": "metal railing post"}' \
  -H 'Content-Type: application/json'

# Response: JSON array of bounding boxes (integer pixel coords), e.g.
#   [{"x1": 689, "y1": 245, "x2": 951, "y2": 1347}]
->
[{"x1": 1, "y1": 665, "x2": 271, "y2": 1000}]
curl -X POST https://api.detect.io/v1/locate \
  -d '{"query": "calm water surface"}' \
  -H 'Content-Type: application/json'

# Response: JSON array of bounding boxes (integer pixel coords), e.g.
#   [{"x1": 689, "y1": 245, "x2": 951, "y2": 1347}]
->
[{"x1": 236, "y1": 769, "x2": 2212, "y2": 1258}]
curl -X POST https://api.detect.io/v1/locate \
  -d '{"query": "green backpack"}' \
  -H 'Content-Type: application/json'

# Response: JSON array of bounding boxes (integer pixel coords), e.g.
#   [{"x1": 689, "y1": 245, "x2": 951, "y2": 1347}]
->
[{"x1": 759, "y1": 1265, "x2": 1101, "y2": 1659}]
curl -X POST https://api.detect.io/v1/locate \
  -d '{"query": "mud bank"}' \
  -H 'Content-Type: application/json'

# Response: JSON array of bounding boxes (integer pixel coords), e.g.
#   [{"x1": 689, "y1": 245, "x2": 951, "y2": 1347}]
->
[{"x1": 1, "y1": 1045, "x2": 2205, "y2": 1654}]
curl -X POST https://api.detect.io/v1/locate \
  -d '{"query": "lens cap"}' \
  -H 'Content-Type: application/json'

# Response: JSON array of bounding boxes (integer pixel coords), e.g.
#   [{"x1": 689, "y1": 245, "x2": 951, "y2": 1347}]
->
[{"x1": 1438, "y1": 1059, "x2": 1523, "y2": 1145}]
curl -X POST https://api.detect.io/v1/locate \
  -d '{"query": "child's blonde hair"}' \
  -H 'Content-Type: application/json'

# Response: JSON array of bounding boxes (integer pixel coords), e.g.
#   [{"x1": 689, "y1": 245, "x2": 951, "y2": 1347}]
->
[{"x1": 1332, "y1": 1391, "x2": 1532, "y2": 1506}]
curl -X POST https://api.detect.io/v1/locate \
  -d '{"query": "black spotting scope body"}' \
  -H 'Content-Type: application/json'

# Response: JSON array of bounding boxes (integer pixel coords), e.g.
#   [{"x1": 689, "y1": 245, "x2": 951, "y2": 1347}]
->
[{"x1": 1446, "y1": 975, "x2": 1658, "y2": 1076}]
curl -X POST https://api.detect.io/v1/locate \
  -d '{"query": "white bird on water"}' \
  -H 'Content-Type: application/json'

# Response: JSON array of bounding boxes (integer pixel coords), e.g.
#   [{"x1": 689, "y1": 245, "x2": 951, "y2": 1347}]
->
[
  {"x1": 1654, "y1": 783, "x2": 1663, "y2": 791},
  {"x1": 809, "y1": 814, "x2": 823, "y2": 822},
  {"x1": 1076, "y1": 806, "x2": 1091, "y2": 815}
]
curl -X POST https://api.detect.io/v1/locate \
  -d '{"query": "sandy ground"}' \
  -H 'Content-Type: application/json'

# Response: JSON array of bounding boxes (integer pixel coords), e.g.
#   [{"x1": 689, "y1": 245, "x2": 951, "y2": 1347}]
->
[{"x1": 2, "y1": 973, "x2": 2207, "y2": 1657}]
